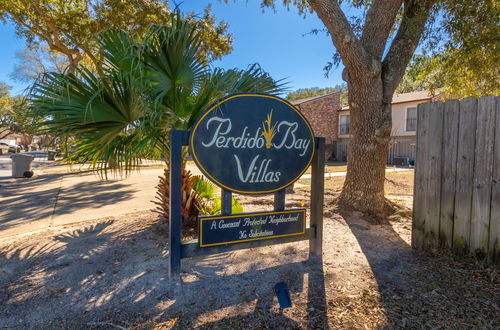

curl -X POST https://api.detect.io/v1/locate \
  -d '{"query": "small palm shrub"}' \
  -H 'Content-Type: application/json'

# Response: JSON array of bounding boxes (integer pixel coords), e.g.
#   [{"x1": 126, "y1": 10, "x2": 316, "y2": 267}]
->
[
  {"x1": 191, "y1": 176, "x2": 243, "y2": 215},
  {"x1": 155, "y1": 169, "x2": 243, "y2": 229},
  {"x1": 210, "y1": 197, "x2": 244, "y2": 215}
]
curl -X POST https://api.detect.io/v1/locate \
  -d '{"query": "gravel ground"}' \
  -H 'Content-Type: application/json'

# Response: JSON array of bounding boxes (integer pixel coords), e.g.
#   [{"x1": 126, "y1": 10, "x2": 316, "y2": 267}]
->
[{"x1": 0, "y1": 173, "x2": 498, "y2": 329}]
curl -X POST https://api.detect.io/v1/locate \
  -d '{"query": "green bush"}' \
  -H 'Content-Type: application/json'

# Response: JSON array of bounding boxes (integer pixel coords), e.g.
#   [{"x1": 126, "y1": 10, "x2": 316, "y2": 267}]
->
[{"x1": 192, "y1": 176, "x2": 244, "y2": 215}]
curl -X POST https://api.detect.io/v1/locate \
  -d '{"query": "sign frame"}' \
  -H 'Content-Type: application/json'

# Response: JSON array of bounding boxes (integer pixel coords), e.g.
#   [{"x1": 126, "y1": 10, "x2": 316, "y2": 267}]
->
[
  {"x1": 168, "y1": 95, "x2": 325, "y2": 280},
  {"x1": 168, "y1": 130, "x2": 324, "y2": 279}
]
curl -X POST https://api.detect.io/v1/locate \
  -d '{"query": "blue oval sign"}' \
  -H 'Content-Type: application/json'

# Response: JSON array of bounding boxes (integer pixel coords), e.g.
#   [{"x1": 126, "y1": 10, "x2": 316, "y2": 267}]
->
[{"x1": 190, "y1": 94, "x2": 315, "y2": 194}]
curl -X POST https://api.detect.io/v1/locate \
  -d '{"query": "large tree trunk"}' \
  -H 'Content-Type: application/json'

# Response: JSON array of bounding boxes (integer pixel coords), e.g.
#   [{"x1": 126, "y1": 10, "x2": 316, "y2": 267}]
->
[
  {"x1": 307, "y1": 0, "x2": 433, "y2": 218},
  {"x1": 339, "y1": 74, "x2": 392, "y2": 217}
]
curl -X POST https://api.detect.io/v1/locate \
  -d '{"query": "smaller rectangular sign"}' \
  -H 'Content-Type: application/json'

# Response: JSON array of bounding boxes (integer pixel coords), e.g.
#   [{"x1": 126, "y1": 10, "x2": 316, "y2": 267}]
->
[{"x1": 199, "y1": 209, "x2": 306, "y2": 247}]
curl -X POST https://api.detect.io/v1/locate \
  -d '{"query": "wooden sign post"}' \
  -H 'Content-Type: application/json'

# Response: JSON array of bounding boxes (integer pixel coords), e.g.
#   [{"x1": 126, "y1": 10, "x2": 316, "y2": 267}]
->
[{"x1": 169, "y1": 94, "x2": 324, "y2": 279}]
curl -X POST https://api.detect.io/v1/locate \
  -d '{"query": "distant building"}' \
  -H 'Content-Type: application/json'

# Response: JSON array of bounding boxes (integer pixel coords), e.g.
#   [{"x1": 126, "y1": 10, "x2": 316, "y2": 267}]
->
[
  {"x1": 0, "y1": 130, "x2": 42, "y2": 147},
  {"x1": 335, "y1": 90, "x2": 442, "y2": 164},
  {"x1": 291, "y1": 93, "x2": 342, "y2": 160},
  {"x1": 291, "y1": 92, "x2": 342, "y2": 144}
]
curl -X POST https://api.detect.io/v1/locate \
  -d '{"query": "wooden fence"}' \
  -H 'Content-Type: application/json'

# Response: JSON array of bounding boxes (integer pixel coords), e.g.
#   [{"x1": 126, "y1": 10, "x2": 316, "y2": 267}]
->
[{"x1": 412, "y1": 96, "x2": 499, "y2": 263}]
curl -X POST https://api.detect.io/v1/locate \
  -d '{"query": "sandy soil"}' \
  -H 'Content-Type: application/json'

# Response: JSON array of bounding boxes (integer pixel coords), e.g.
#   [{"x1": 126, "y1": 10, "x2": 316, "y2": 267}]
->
[{"x1": 0, "y1": 172, "x2": 498, "y2": 329}]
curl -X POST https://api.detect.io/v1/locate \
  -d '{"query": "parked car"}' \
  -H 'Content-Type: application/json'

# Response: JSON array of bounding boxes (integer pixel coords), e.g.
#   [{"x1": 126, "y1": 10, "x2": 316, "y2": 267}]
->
[{"x1": 0, "y1": 142, "x2": 18, "y2": 153}]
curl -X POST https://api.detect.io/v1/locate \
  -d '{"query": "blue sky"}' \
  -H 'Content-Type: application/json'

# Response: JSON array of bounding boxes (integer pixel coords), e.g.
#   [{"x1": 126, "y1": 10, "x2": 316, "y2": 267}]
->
[
  {"x1": 0, "y1": 23, "x2": 28, "y2": 94},
  {"x1": 0, "y1": 0, "x2": 345, "y2": 95}
]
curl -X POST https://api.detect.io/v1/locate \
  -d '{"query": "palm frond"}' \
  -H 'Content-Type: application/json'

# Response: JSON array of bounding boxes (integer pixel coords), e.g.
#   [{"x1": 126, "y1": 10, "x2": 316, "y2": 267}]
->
[
  {"x1": 143, "y1": 12, "x2": 207, "y2": 110},
  {"x1": 186, "y1": 64, "x2": 289, "y2": 128},
  {"x1": 224, "y1": 63, "x2": 289, "y2": 95},
  {"x1": 29, "y1": 63, "x2": 168, "y2": 176}
]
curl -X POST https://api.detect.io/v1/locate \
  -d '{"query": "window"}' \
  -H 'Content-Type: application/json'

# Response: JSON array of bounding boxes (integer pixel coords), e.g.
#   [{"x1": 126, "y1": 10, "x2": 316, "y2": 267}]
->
[
  {"x1": 339, "y1": 114, "x2": 350, "y2": 135},
  {"x1": 406, "y1": 107, "x2": 417, "y2": 132}
]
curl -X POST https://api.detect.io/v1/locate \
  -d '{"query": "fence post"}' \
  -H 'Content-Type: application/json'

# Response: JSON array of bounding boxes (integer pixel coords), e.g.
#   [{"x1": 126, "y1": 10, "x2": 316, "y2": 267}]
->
[
  {"x1": 274, "y1": 189, "x2": 286, "y2": 211},
  {"x1": 169, "y1": 129, "x2": 188, "y2": 280},
  {"x1": 310, "y1": 137, "x2": 325, "y2": 259},
  {"x1": 221, "y1": 190, "x2": 233, "y2": 215}
]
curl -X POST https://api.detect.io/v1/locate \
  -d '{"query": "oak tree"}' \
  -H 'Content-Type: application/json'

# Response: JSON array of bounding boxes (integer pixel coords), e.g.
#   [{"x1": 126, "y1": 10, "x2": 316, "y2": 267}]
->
[
  {"x1": 397, "y1": 0, "x2": 499, "y2": 97},
  {"x1": 11, "y1": 44, "x2": 68, "y2": 83},
  {"x1": 0, "y1": 0, "x2": 232, "y2": 72},
  {"x1": 253, "y1": 0, "x2": 497, "y2": 217}
]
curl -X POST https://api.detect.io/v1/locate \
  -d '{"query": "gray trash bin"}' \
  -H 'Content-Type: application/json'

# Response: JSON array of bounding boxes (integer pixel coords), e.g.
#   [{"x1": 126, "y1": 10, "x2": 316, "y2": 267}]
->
[
  {"x1": 10, "y1": 154, "x2": 35, "y2": 178},
  {"x1": 47, "y1": 150, "x2": 56, "y2": 161}
]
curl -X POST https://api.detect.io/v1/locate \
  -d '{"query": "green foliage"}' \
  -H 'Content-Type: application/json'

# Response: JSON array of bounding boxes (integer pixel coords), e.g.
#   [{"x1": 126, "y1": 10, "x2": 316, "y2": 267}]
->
[
  {"x1": 192, "y1": 176, "x2": 217, "y2": 200},
  {"x1": 396, "y1": 1, "x2": 500, "y2": 97},
  {"x1": 0, "y1": 83, "x2": 40, "y2": 139},
  {"x1": 192, "y1": 176, "x2": 244, "y2": 215},
  {"x1": 0, "y1": 83, "x2": 12, "y2": 112},
  {"x1": 427, "y1": 48, "x2": 500, "y2": 98},
  {"x1": 0, "y1": 0, "x2": 232, "y2": 70},
  {"x1": 397, "y1": 50, "x2": 500, "y2": 98},
  {"x1": 439, "y1": 0, "x2": 499, "y2": 55},
  {"x1": 395, "y1": 55, "x2": 432, "y2": 94},
  {"x1": 286, "y1": 85, "x2": 348, "y2": 106},
  {"x1": 29, "y1": 12, "x2": 286, "y2": 176},
  {"x1": 210, "y1": 197, "x2": 244, "y2": 215}
]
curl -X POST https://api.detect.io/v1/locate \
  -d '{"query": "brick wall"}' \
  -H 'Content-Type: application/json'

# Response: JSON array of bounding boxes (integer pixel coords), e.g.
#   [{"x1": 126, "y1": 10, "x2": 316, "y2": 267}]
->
[{"x1": 294, "y1": 93, "x2": 341, "y2": 144}]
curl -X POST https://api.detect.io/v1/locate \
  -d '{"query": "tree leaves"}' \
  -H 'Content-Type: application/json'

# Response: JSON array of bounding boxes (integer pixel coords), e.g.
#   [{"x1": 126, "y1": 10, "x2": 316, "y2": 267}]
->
[
  {"x1": 0, "y1": 0, "x2": 233, "y2": 71},
  {"x1": 28, "y1": 14, "x2": 286, "y2": 177}
]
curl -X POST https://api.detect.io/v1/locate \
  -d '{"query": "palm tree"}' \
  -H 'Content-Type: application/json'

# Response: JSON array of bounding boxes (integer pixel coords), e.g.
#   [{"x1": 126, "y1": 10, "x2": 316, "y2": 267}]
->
[{"x1": 29, "y1": 12, "x2": 286, "y2": 224}]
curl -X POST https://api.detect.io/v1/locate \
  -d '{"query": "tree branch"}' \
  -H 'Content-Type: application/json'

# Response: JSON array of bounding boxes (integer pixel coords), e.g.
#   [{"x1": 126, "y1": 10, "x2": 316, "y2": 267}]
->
[
  {"x1": 29, "y1": 0, "x2": 82, "y2": 70},
  {"x1": 382, "y1": 0, "x2": 436, "y2": 96},
  {"x1": 0, "y1": 127, "x2": 13, "y2": 140},
  {"x1": 307, "y1": 0, "x2": 373, "y2": 76},
  {"x1": 360, "y1": 0, "x2": 403, "y2": 60}
]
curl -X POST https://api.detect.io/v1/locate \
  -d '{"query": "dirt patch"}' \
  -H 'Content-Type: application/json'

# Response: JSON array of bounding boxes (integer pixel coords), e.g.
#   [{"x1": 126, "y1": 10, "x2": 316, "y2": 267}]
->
[{"x1": 0, "y1": 174, "x2": 498, "y2": 329}]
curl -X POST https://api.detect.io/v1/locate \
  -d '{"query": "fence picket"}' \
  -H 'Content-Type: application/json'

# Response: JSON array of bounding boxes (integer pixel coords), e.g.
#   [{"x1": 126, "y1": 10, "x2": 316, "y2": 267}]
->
[
  {"x1": 452, "y1": 98, "x2": 477, "y2": 255},
  {"x1": 439, "y1": 100, "x2": 460, "y2": 248},
  {"x1": 469, "y1": 96, "x2": 496, "y2": 257},
  {"x1": 422, "y1": 102, "x2": 444, "y2": 249},
  {"x1": 412, "y1": 102, "x2": 431, "y2": 249},
  {"x1": 489, "y1": 97, "x2": 500, "y2": 263}
]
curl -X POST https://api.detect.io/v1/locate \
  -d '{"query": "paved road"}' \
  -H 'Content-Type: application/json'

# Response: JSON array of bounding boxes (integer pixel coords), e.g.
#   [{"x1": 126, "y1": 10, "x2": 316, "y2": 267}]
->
[
  {"x1": 0, "y1": 155, "x2": 411, "y2": 240},
  {"x1": 0, "y1": 154, "x2": 166, "y2": 239}
]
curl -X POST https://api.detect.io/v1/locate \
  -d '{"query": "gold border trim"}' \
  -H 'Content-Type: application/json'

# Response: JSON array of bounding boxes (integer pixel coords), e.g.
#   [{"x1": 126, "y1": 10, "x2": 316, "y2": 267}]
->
[
  {"x1": 190, "y1": 93, "x2": 316, "y2": 194},
  {"x1": 199, "y1": 209, "x2": 306, "y2": 247}
]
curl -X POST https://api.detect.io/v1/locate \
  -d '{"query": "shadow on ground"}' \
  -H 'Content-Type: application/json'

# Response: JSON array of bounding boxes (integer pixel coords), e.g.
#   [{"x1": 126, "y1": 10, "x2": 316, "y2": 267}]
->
[
  {"x1": 0, "y1": 172, "x2": 136, "y2": 231},
  {"x1": 0, "y1": 213, "x2": 329, "y2": 329},
  {"x1": 0, "y1": 200, "x2": 496, "y2": 328},
  {"x1": 341, "y1": 208, "x2": 498, "y2": 328}
]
